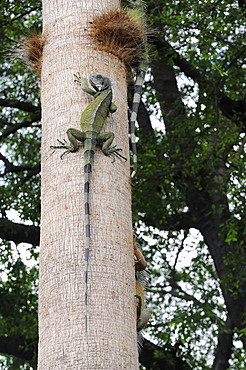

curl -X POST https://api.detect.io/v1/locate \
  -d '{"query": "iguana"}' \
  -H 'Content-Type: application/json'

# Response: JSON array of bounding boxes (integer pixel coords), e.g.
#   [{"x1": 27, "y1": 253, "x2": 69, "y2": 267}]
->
[
  {"x1": 51, "y1": 73, "x2": 126, "y2": 334},
  {"x1": 136, "y1": 270, "x2": 152, "y2": 350},
  {"x1": 134, "y1": 230, "x2": 152, "y2": 350}
]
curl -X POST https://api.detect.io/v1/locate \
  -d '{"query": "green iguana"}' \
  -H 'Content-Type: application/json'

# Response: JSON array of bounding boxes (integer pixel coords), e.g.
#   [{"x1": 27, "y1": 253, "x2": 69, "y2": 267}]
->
[
  {"x1": 136, "y1": 269, "x2": 152, "y2": 350},
  {"x1": 134, "y1": 230, "x2": 152, "y2": 350},
  {"x1": 51, "y1": 73, "x2": 126, "y2": 334}
]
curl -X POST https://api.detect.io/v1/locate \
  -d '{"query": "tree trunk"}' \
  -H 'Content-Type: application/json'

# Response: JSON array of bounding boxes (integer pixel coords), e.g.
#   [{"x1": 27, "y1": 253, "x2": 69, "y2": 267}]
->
[{"x1": 38, "y1": 0, "x2": 138, "y2": 368}]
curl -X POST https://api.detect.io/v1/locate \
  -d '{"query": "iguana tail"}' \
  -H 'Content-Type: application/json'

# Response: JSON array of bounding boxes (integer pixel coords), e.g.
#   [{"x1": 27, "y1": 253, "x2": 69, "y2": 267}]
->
[
  {"x1": 129, "y1": 0, "x2": 149, "y2": 177},
  {"x1": 84, "y1": 134, "x2": 96, "y2": 334},
  {"x1": 130, "y1": 68, "x2": 146, "y2": 177}
]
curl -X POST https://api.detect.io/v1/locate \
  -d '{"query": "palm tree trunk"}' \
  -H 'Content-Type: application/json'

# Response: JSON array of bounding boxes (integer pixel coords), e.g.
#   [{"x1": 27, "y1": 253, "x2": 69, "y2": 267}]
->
[{"x1": 38, "y1": 0, "x2": 138, "y2": 368}]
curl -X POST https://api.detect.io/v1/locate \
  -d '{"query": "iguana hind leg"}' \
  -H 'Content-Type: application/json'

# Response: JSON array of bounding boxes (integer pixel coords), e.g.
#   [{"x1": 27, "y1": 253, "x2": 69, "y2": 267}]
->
[
  {"x1": 97, "y1": 132, "x2": 127, "y2": 162},
  {"x1": 51, "y1": 128, "x2": 86, "y2": 158},
  {"x1": 66, "y1": 128, "x2": 86, "y2": 150}
]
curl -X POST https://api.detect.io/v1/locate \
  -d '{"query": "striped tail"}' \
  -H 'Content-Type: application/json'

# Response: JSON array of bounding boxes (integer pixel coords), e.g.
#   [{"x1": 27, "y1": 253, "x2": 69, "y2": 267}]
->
[
  {"x1": 130, "y1": 69, "x2": 146, "y2": 178},
  {"x1": 130, "y1": 0, "x2": 148, "y2": 178},
  {"x1": 83, "y1": 136, "x2": 96, "y2": 335}
]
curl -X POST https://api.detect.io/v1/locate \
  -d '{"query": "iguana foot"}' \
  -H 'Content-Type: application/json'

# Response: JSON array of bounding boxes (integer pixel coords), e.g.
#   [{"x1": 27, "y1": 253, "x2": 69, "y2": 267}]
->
[
  {"x1": 103, "y1": 146, "x2": 127, "y2": 162},
  {"x1": 74, "y1": 72, "x2": 87, "y2": 86},
  {"x1": 50, "y1": 139, "x2": 75, "y2": 159}
]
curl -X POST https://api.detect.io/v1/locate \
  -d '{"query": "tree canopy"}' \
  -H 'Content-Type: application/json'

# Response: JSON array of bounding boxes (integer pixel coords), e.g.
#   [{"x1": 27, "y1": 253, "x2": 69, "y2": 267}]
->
[{"x1": 0, "y1": 0, "x2": 245, "y2": 369}]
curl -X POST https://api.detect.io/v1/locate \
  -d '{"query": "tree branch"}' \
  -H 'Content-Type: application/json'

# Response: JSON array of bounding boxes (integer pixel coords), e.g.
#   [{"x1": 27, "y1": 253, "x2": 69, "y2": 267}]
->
[
  {"x1": 0, "y1": 112, "x2": 41, "y2": 140},
  {"x1": 0, "y1": 6, "x2": 40, "y2": 26},
  {"x1": 219, "y1": 92, "x2": 246, "y2": 131},
  {"x1": 0, "y1": 99, "x2": 40, "y2": 113},
  {"x1": 0, "y1": 218, "x2": 40, "y2": 246},
  {"x1": 0, "y1": 335, "x2": 37, "y2": 364},
  {"x1": 238, "y1": 0, "x2": 246, "y2": 10},
  {"x1": 0, "y1": 152, "x2": 41, "y2": 175},
  {"x1": 151, "y1": 43, "x2": 186, "y2": 141},
  {"x1": 153, "y1": 37, "x2": 246, "y2": 130},
  {"x1": 143, "y1": 211, "x2": 195, "y2": 231},
  {"x1": 159, "y1": 286, "x2": 220, "y2": 325},
  {"x1": 154, "y1": 39, "x2": 203, "y2": 82},
  {"x1": 211, "y1": 316, "x2": 234, "y2": 370},
  {"x1": 139, "y1": 339, "x2": 192, "y2": 370},
  {"x1": 138, "y1": 100, "x2": 154, "y2": 135}
]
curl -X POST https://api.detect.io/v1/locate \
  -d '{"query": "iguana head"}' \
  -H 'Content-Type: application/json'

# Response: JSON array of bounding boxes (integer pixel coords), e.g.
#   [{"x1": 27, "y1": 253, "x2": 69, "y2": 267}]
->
[{"x1": 89, "y1": 73, "x2": 112, "y2": 92}]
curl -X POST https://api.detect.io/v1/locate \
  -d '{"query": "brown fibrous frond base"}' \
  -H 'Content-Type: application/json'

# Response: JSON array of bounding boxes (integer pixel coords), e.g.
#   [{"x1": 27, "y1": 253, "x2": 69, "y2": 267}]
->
[
  {"x1": 90, "y1": 10, "x2": 147, "y2": 71},
  {"x1": 18, "y1": 32, "x2": 44, "y2": 75}
]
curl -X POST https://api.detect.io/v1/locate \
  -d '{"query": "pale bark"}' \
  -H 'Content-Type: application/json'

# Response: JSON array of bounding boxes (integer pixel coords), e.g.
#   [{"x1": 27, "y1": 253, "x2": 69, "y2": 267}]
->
[{"x1": 38, "y1": 0, "x2": 138, "y2": 368}]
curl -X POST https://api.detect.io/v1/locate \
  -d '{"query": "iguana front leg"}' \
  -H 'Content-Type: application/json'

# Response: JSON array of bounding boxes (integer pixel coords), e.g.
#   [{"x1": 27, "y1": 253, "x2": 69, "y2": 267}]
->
[{"x1": 74, "y1": 73, "x2": 97, "y2": 96}]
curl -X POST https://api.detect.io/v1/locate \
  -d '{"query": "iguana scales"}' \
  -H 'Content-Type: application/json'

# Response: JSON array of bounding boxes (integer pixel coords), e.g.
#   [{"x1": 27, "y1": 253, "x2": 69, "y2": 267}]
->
[
  {"x1": 134, "y1": 229, "x2": 152, "y2": 350},
  {"x1": 51, "y1": 73, "x2": 126, "y2": 334},
  {"x1": 127, "y1": 0, "x2": 149, "y2": 177}
]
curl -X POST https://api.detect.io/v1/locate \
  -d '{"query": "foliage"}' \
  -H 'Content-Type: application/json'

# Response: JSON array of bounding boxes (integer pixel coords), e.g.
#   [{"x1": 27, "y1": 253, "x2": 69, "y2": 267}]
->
[
  {"x1": 0, "y1": 0, "x2": 41, "y2": 368},
  {"x1": 0, "y1": 0, "x2": 42, "y2": 224},
  {"x1": 0, "y1": 254, "x2": 37, "y2": 336},
  {"x1": 0, "y1": 0, "x2": 246, "y2": 369}
]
